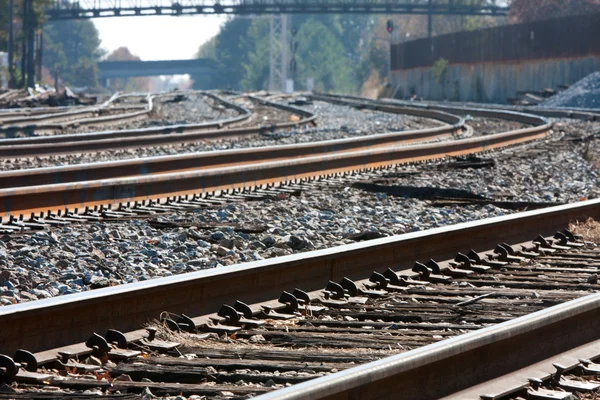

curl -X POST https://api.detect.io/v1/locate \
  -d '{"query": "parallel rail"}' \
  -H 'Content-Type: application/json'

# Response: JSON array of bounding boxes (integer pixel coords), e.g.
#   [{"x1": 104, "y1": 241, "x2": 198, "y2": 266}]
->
[
  {"x1": 0, "y1": 95, "x2": 307, "y2": 157},
  {"x1": 314, "y1": 92, "x2": 600, "y2": 121},
  {"x1": 262, "y1": 280, "x2": 600, "y2": 400},
  {"x1": 0, "y1": 92, "x2": 141, "y2": 135},
  {"x1": 0, "y1": 119, "x2": 463, "y2": 188},
  {"x1": 0, "y1": 103, "x2": 549, "y2": 221},
  {"x1": 0, "y1": 93, "x2": 594, "y2": 399},
  {"x1": 1, "y1": 200, "x2": 600, "y2": 396}
]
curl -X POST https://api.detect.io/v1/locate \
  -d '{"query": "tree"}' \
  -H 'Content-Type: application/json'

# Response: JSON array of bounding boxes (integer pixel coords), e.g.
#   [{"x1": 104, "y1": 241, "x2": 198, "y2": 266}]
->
[
  {"x1": 191, "y1": 17, "x2": 252, "y2": 90},
  {"x1": 43, "y1": 18, "x2": 102, "y2": 87},
  {"x1": 509, "y1": 0, "x2": 600, "y2": 23},
  {"x1": 294, "y1": 18, "x2": 355, "y2": 93},
  {"x1": 192, "y1": 3, "x2": 509, "y2": 94},
  {"x1": 240, "y1": 19, "x2": 270, "y2": 91}
]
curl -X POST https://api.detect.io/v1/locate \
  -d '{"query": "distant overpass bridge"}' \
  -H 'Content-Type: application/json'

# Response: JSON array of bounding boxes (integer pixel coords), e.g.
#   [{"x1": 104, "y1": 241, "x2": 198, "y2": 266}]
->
[
  {"x1": 98, "y1": 59, "x2": 218, "y2": 84},
  {"x1": 46, "y1": 0, "x2": 508, "y2": 19},
  {"x1": 40, "y1": 0, "x2": 510, "y2": 92}
]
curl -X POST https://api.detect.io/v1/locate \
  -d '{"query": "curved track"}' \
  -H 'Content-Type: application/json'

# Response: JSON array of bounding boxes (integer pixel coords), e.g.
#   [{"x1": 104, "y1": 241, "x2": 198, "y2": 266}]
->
[
  {"x1": 1, "y1": 91, "x2": 593, "y2": 400},
  {"x1": 0, "y1": 95, "x2": 310, "y2": 157},
  {"x1": 0, "y1": 99, "x2": 549, "y2": 222},
  {"x1": 0, "y1": 91, "x2": 252, "y2": 141}
]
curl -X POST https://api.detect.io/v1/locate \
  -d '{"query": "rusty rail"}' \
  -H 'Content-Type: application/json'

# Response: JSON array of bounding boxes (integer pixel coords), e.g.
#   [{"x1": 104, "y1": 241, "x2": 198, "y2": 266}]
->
[
  {"x1": 0, "y1": 94, "x2": 310, "y2": 157},
  {"x1": 0, "y1": 91, "x2": 251, "y2": 139},
  {"x1": 315, "y1": 91, "x2": 600, "y2": 121},
  {"x1": 0, "y1": 111, "x2": 549, "y2": 221},
  {"x1": 0, "y1": 92, "x2": 127, "y2": 134},
  {"x1": 260, "y1": 283, "x2": 600, "y2": 400},
  {"x1": 0, "y1": 114, "x2": 464, "y2": 188},
  {"x1": 0, "y1": 198, "x2": 598, "y2": 363}
]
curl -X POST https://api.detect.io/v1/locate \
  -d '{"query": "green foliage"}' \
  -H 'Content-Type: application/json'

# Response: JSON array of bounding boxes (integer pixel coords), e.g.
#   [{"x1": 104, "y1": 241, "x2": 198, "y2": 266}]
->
[
  {"x1": 43, "y1": 19, "x2": 103, "y2": 87},
  {"x1": 432, "y1": 58, "x2": 449, "y2": 84},
  {"x1": 294, "y1": 18, "x2": 355, "y2": 93},
  {"x1": 0, "y1": 63, "x2": 7, "y2": 87},
  {"x1": 240, "y1": 19, "x2": 270, "y2": 91},
  {"x1": 196, "y1": 36, "x2": 217, "y2": 60},
  {"x1": 71, "y1": 57, "x2": 98, "y2": 87},
  {"x1": 194, "y1": 14, "x2": 379, "y2": 93},
  {"x1": 191, "y1": 17, "x2": 252, "y2": 90},
  {"x1": 0, "y1": 0, "x2": 8, "y2": 53}
]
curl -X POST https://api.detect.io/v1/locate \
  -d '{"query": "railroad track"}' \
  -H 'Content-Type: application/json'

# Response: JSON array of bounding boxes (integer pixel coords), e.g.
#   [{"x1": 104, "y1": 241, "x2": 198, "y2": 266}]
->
[
  {"x1": 1, "y1": 201, "x2": 600, "y2": 399},
  {"x1": 0, "y1": 93, "x2": 146, "y2": 136},
  {"x1": 0, "y1": 91, "x2": 252, "y2": 140},
  {"x1": 0, "y1": 91, "x2": 591, "y2": 399},
  {"x1": 0, "y1": 105, "x2": 465, "y2": 189},
  {"x1": 0, "y1": 94, "x2": 312, "y2": 158},
  {"x1": 0, "y1": 93, "x2": 554, "y2": 227},
  {"x1": 313, "y1": 92, "x2": 600, "y2": 122}
]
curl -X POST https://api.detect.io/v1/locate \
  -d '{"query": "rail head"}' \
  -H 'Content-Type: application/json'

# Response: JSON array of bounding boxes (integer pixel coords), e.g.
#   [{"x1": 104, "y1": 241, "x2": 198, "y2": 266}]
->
[
  {"x1": 256, "y1": 291, "x2": 600, "y2": 400},
  {"x1": 1, "y1": 198, "x2": 600, "y2": 355}
]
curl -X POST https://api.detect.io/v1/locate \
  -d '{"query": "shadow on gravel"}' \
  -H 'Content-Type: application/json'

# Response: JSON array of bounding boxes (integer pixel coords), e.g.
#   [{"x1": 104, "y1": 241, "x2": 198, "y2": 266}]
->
[{"x1": 352, "y1": 182, "x2": 563, "y2": 211}]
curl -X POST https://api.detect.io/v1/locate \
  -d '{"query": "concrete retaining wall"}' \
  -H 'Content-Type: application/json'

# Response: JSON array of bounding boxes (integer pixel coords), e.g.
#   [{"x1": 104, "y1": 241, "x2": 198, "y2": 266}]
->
[
  {"x1": 389, "y1": 12, "x2": 600, "y2": 103},
  {"x1": 390, "y1": 56, "x2": 600, "y2": 103}
]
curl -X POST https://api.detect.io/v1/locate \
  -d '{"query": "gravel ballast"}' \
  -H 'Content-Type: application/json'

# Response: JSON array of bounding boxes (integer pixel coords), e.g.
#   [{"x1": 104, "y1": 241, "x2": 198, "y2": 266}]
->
[
  {"x1": 0, "y1": 112, "x2": 598, "y2": 305},
  {"x1": 0, "y1": 99, "x2": 441, "y2": 171},
  {"x1": 540, "y1": 72, "x2": 600, "y2": 109}
]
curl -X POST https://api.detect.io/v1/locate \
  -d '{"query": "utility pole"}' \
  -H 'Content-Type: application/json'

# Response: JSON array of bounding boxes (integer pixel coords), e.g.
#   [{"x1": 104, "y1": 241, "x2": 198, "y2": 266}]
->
[
  {"x1": 7, "y1": 0, "x2": 14, "y2": 88},
  {"x1": 25, "y1": 0, "x2": 35, "y2": 88},
  {"x1": 288, "y1": 27, "x2": 297, "y2": 93},
  {"x1": 427, "y1": 0, "x2": 433, "y2": 38},
  {"x1": 36, "y1": 30, "x2": 43, "y2": 83},
  {"x1": 269, "y1": 14, "x2": 288, "y2": 93}
]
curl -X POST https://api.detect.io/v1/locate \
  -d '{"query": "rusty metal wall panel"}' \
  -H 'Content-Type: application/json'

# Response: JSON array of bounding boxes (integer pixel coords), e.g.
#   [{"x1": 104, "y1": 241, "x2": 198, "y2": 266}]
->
[{"x1": 392, "y1": 12, "x2": 600, "y2": 70}]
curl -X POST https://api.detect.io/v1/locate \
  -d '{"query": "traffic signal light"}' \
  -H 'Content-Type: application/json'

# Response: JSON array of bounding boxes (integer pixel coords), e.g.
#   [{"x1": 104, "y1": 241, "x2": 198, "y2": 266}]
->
[{"x1": 386, "y1": 20, "x2": 393, "y2": 33}]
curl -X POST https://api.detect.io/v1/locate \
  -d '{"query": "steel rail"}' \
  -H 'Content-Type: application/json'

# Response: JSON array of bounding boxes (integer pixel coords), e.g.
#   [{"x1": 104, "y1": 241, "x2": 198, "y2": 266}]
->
[
  {"x1": 314, "y1": 92, "x2": 600, "y2": 121},
  {"x1": 258, "y1": 284, "x2": 600, "y2": 400},
  {"x1": 0, "y1": 95, "x2": 306, "y2": 157},
  {"x1": 0, "y1": 109, "x2": 549, "y2": 220},
  {"x1": 0, "y1": 92, "x2": 125, "y2": 132},
  {"x1": 313, "y1": 92, "x2": 553, "y2": 126},
  {"x1": 0, "y1": 117, "x2": 464, "y2": 189},
  {"x1": 0, "y1": 91, "x2": 251, "y2": 141},
  {"x1": 0, "y1": 106, "x2": 85, "y2": 120},
  {"x1": 0, "y1": 198, "x2": 598, "y2": 359}
]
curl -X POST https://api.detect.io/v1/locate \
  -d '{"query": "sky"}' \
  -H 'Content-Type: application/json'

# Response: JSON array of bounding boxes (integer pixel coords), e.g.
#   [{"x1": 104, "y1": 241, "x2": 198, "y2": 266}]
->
[{"x1": 93, "y1": 15, "x2": 226, "y2": 60}]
